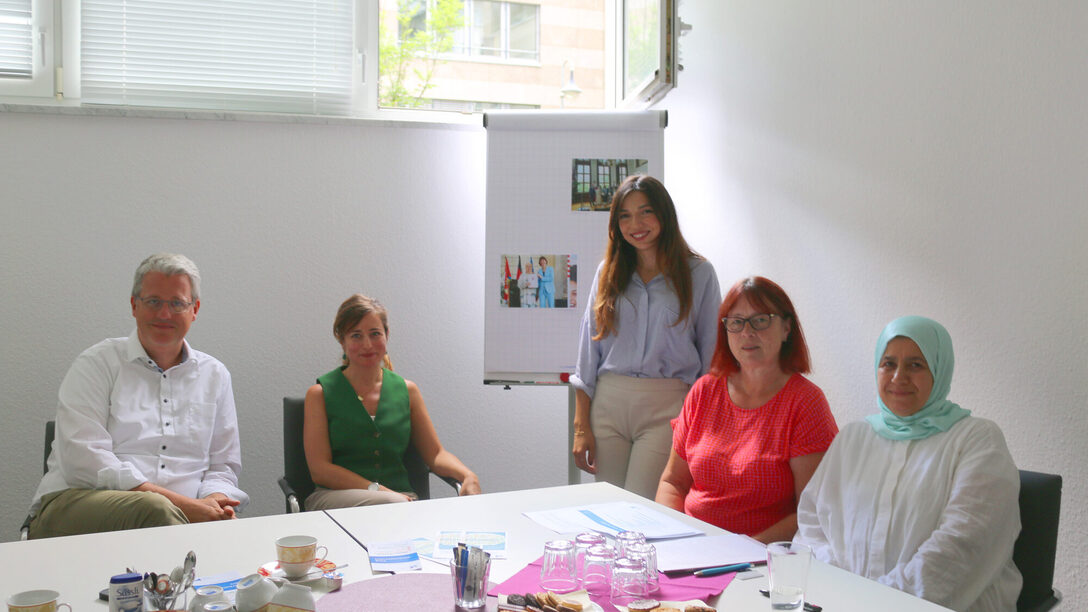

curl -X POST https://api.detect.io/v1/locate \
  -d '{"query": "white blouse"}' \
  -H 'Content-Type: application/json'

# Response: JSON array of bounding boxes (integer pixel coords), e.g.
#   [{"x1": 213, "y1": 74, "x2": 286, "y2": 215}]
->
[{"x1": 795, "y1": 418, "x2": 1021, "y2": 612}]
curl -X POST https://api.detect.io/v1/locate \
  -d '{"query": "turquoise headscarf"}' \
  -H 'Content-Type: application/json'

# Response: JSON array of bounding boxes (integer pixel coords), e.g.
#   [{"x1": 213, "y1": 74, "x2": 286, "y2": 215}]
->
[{"x1": 866, "y1": 316, "x2": 971, "y2": 440}]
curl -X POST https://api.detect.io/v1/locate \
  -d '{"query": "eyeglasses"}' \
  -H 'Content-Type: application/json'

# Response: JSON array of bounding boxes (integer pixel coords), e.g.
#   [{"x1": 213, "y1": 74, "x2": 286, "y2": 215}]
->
[
  {"x1": 135, "y1": 296, "x2": 194, "y2": 314},
  {"x1": 722, "y1": 313, "x2": 778, "y2": 333}
]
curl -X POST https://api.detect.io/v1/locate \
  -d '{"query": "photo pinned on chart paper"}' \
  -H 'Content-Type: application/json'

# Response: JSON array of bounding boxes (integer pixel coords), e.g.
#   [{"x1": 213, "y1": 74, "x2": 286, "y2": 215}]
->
[
  {"x1": 499, "y1": 254, "x2": 577, "y2": 309},
  {"x1": 571, "y1": 158, "x2": 649, "y2": 212}
]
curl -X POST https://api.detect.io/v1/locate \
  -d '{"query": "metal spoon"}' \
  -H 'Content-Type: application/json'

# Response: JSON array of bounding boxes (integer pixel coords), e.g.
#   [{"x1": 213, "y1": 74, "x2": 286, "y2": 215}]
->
[
  {"x1": 144, "y1": 572, "x2": 156, "y2": 600},
  {"x1": 179, "y1": 551, "x2": 196, "y2": 595}
]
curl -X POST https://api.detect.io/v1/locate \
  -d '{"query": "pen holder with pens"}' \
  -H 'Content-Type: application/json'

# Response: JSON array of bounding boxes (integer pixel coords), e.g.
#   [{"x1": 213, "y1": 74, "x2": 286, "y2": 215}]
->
[{"x1": 451, "y1": 545, "x2": 491, "y2": 609}]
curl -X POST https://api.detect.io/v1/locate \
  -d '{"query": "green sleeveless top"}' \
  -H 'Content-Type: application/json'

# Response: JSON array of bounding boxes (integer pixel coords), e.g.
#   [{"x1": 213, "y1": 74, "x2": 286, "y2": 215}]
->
[{"x1": 317, "y1": 367, "x2": 413, "y2": 494}]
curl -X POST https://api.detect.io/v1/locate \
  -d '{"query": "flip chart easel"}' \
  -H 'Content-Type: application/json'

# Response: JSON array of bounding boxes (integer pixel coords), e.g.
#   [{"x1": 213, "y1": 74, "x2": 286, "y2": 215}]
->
[{"x1": 482, "y1": 110, "x2": 667, "y2": 483}]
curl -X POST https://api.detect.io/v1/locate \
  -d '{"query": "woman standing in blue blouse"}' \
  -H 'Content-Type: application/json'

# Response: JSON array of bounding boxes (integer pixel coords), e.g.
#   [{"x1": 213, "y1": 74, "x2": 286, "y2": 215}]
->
[
  {"x1": 570, "y1": 175, "x2": 721, "y2": 499},
  {"x1": 537, "y1": 256, "x2": 556, "y2": 308}
]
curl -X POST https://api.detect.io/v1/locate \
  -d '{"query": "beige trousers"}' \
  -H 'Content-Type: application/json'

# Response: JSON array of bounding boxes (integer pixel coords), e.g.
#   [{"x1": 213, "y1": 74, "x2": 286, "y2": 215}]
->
[
  {"x1": 29, "y1": 488, "x2": 188, "y2": 539},
  {"x1": 304, "y1": 486, "x2": 416, "y2": 510},
  {"x1": 590, "y1": 374, "x2": 690, "y2": 500}
]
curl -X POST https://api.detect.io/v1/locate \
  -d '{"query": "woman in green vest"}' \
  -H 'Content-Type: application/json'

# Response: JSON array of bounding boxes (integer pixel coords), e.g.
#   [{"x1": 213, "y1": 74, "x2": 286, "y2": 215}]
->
[{"x1": 303, "y1": 294, "x2": 482, "y2": 509}]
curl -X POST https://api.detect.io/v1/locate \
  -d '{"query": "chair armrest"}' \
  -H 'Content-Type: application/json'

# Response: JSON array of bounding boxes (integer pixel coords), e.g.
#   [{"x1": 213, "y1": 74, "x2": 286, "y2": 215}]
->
[
  {"x1": 438, "y1": 474, "x2": 462, "y2": 495},
  {"x1": 19, "y1": 514, "x2": 32, "y2": 541},
  {"x1": 278, "y1": 476, "x2": 302, "y2": 513}
]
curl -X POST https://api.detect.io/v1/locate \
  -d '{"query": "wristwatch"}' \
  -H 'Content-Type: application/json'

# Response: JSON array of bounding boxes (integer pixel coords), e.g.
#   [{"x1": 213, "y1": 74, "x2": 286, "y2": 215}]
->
[{"x1": 368, "y1": 482, "x2": 380, "y2": 491}]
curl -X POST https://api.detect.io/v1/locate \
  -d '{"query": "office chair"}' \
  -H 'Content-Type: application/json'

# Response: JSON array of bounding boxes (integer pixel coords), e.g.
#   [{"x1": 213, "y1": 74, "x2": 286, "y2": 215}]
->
[
  {"x1": 277, "y1": 397, "x2": 460, "y2": 513},
  {"x1": 1014, "y1": 470, "x2": 1062, "y2": 612},
  {"x1": 19, "y1": 420, "x2": 55, "y2": 540}
]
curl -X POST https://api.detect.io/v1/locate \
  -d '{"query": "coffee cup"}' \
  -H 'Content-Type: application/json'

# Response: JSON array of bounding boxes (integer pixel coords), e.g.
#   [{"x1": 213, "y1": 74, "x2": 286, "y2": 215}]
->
[
  {"x1": 188, "y1": 585, "x2": 229, "y2": 612},
  {"x1": 236, "y1": 573, "x2": 279, "y2": 612},
  {"x1": 268, "y1": 583, "x2": 315, "y2": 612},
  {"x1": 275, "y1": 535, "x2": 328, "y2": 579},
  {"x1": 6, "y1": 590, "x2": 72, "y2": 612}
]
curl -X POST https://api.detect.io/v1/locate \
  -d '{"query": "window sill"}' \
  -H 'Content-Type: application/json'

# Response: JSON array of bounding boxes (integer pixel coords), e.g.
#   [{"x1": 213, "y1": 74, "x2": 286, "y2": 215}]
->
[{"x1": 0, "y1": 100, "x2": 484, "y2": 130}]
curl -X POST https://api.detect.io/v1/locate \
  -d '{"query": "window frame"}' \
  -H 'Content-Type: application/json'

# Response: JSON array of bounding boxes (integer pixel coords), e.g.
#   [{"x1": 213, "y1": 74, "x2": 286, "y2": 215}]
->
[
  {"x1": 5, "y1": 0, "x2": 676, "y2": 118},
  {"x1": 0, "y1": 0, "x2": 54, "y2": 99},
  {"x1": 615, "y1": 0, "x2": 677, "y2": 108}
]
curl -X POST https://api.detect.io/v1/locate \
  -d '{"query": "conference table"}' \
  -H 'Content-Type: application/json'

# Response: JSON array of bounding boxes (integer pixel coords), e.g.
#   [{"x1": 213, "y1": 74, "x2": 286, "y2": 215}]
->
[{"x1": 0, "y1": 482, "x2": 950, "y2": 611}]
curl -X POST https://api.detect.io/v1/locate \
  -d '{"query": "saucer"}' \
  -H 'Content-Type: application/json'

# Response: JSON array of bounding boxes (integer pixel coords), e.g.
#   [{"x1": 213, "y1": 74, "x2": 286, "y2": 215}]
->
[{"x1": 258, "y1": 559, "x2": 337, "y2": 582}]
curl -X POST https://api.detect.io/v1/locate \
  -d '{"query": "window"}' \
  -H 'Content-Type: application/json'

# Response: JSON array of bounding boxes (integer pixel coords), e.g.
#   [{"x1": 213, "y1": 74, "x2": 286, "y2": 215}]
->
[
  {"x1": 379, "y1": 0, "x2": 680, "y2": 111},
  {"x1": 597, "y1": 164, "x2": 611, "y2": 191},
  {"x1": 0, "y1": 0, "x2": 53, "y2": 97},
  {"x1": 618, "y1": 0, "x2": 678, "y2": 107},
  {"x1": 449, "y1": 0, "x2": 538, "y2": 61},
  {"x1": 1, "y1": 0, "x2": 677, "y2": 117},
  {"x1": 79, "y1": 0, "x2": 353, "y2": 115},
  {"x1": 575, "y1": 162, "x2": 590, "y2": 194}
]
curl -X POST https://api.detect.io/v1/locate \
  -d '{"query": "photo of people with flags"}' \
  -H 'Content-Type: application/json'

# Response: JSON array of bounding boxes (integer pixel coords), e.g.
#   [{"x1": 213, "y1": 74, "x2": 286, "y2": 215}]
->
[{"x1": 499, "y1": 254, "x2": 577, "y2": 309}]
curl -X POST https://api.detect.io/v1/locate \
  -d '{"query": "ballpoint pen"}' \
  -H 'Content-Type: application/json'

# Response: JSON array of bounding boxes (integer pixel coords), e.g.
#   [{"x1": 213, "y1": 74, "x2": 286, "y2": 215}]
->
[
  {"x1": 759, "y1": 588, "x2": 822, "y2": 612},
  {"x1": 692, "y1": 560, "x2": 766, "y2": 577}
]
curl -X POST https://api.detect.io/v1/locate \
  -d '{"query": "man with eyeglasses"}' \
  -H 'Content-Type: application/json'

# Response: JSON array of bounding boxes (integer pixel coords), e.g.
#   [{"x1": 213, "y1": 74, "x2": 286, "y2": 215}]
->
[{"x1": 26, "y1": 253, "x2": 248, "y2": 538}]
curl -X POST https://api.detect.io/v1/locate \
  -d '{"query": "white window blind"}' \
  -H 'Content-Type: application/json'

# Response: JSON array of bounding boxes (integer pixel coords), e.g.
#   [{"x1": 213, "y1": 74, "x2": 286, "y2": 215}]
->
[
  {"x1": 81, "y1": 0, "x2": 355, "y2": 115},
  {"x1": 0, "y1": 0, "x2": 33, "y2": 79}
]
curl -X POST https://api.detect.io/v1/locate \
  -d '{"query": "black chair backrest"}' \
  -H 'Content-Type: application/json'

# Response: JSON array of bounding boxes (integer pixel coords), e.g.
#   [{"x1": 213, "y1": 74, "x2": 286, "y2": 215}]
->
[
  {"x1": 43, "y1": 420, "x2": 55, "y2": 474},
  {"x1": 282, "y1": 398, "x2": 316, "y2": 508},
  {"x1": 1014, "y1": 470, "x2": 1061, "y2": 612},
  {"x1": 282, "y1": 397, "x2": 432, "y2": 507}
]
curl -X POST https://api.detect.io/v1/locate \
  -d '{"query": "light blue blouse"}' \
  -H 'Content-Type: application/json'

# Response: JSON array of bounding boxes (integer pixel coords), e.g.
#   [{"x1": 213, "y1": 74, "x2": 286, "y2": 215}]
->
[{"x1": 570, "y1": 258, "x2": 722, "y2": 399}]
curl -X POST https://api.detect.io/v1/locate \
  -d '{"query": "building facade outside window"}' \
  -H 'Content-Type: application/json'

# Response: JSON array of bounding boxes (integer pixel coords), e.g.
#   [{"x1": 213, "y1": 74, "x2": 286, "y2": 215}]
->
[{"x1": 1, "y1": 0, "x2": 678, "y2": 116}]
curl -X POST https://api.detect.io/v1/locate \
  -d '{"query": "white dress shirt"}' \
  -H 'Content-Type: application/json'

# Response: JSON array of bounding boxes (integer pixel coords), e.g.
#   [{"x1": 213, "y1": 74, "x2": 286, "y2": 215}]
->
[
  {"x1": 570, "y1": 258, "x2": 721, "y2": 398},
  {"x1": 795, "y1": 418, "x2": 1021, "y2": 612},
  {"x1": 30, "y1": 330, "x2": 248, "y2": 516}
]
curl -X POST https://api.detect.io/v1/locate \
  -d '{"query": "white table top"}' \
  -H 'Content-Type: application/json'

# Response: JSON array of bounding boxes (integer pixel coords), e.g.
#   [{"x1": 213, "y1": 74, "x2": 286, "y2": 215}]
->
[
  {"x1": 1, "y1": 482, "x2": 951, "y2": 611},
  {"x1": 0, "y1": 510, "x2": 372, "y2": 609},
  {"x1": 326, "y1": 482, "x2": 952, "y2": 612}
]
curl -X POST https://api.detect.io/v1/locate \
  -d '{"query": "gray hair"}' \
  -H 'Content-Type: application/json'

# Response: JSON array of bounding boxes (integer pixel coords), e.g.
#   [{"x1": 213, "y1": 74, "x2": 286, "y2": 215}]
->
[{"x1": 131, "y1": 253, "x2": 202, "y2": 301}]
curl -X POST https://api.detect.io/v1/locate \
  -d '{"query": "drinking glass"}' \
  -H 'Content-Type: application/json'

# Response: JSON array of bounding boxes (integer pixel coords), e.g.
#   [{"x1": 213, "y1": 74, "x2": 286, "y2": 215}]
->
[
  {"x1": 575, "y1": 532, "x2": 606, "y2": 561},
  {"x1": 767, "y1": 541, "x2": 811, "y2": 611},
  {"x1": 540, "y1": 539, "x2": 578, "y2": 593},
  {"x1": 614, "y1": 530, "x2": 646, "y2": 558},
  {"x1": 610, "y1": 557, "x2": 648, "y2": 607},
  {"x1": 623, "y1": 541, "x2": 659, "y2": 592},
  {"x1": 450, "y1": 555, "x2": 491, "y2": 609},
  {"x1": 581, "y1": 543, "x2": 616, "y2": 596}
]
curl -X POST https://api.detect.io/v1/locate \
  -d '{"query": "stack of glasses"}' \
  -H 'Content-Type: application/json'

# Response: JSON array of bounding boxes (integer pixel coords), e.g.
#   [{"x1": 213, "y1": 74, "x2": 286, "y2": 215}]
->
[{"x1": 539, "y1": 530, "x2": 659, "y2": 607}]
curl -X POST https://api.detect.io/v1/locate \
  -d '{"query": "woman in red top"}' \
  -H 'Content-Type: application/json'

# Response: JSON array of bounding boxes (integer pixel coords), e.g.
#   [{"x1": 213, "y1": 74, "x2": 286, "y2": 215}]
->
[{"x1": 655, "y1": 277, "x2": 838, "y2": 543}]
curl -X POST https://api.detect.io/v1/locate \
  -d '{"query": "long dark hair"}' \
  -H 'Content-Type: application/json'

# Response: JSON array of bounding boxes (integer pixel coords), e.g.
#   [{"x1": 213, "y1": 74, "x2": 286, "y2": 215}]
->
[{"x1": 593, "y1": 175, "x2": 702, "y2": 340}]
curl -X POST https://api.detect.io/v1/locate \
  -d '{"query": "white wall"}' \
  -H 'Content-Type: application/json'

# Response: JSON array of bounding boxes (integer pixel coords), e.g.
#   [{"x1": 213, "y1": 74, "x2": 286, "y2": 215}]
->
[
  {"x1": 1, "y1": 0, "x2": 1084, "y2": 606},
  {"x1": 662, "y1": 1, "x2": 1087, "y2": 608},
  {"x1": 0, "y1": 112, "x2": 572, "y2": 537}
]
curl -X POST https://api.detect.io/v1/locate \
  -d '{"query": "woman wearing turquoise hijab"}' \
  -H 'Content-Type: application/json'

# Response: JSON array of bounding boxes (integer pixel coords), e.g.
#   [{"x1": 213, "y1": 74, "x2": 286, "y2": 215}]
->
[{"x1": 795, "y1": 316, "x2": 1022, "y2": 612}]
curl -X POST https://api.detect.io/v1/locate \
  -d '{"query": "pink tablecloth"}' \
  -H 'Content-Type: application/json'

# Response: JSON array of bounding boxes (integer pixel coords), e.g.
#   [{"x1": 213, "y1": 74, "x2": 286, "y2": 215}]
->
[
  {"x1": 317, "y1": 572, "x2": 497, "y2": 612},
  {"x1": 488, "y1": 557, "x2": 734, "y2": 612}
]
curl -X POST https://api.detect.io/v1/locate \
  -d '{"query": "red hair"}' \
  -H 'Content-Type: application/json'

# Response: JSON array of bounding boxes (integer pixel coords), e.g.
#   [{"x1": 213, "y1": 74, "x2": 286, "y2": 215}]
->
[{"x1": 708, "y1": 277, "x2": 811, "y2": 378}]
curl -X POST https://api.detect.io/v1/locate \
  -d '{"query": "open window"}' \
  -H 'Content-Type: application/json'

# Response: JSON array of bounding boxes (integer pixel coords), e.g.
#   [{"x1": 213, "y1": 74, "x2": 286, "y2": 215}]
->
[
  {"x1": 1, "y1": 0, "x2": 681, "y2": 116},
  {"x1": 617, "y1": 0, "x2": 679, "y2": 107}
]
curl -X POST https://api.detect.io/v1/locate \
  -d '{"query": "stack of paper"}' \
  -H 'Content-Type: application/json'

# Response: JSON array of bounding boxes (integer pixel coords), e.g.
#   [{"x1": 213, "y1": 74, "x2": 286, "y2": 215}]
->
[{"x1": 524, "y1": 502, "x2": 703, "y2": 539}]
